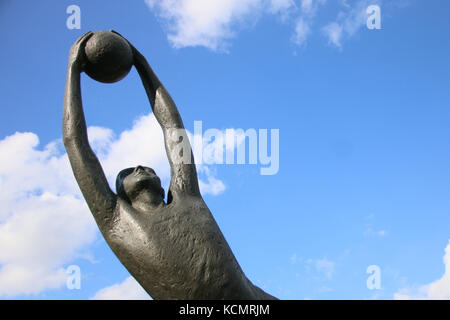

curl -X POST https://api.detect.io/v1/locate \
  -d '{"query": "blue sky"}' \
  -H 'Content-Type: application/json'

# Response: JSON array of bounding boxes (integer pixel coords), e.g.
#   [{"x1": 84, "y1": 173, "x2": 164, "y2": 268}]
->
[{"x1": 0, "y1": 0, "x2": 450, "y2": 299}]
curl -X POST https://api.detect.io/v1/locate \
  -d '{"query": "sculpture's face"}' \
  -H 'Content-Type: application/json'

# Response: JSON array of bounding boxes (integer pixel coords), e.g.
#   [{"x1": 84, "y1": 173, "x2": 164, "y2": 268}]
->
[{"x1": 122, "y1": 166, "x2": 164, "y2": 203}]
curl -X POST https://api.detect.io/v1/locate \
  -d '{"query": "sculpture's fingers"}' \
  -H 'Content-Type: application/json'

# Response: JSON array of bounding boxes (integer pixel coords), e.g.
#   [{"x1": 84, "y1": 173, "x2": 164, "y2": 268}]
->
[
  {"x1": 78, "y1": 31, "x2": 93, "y2": 46},
  {"x1": 70, "y1": 32, "x2": 92, "y2": 60},
  {"x1": 109, "y1": 29, "x2": 123, "y2": 37},
  {"x1": 109, "y1": 29, "x2": 138, "y2": 53},
  {"x1": 69, "y1": 32, "x2": 94, "y2": 70},
  {"x1": 75, "y1": 31, "x2": 93, "y2": 45},
  {"x1": 110, "y1": 30, "x2": 144, "y2": 70}
]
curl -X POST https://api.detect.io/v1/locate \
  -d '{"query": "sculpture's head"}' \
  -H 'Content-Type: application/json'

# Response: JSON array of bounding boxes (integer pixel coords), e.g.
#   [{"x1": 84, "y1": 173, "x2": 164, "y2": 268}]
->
[{"x1": 116, "y1": 166, "x2": 165, "y2": 205}]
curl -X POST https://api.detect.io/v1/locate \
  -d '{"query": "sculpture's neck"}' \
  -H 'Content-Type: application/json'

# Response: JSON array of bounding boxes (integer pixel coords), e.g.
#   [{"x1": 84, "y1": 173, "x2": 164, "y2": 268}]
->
[{"x1": 131, "y1": 191, "x2": 163, "y2": 211}]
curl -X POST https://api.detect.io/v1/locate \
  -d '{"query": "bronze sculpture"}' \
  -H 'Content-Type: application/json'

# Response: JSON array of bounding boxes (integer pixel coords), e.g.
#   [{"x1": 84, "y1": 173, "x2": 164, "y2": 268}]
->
[{"x1": 63, "y1": 31, "x2": 276, "y2": 300}]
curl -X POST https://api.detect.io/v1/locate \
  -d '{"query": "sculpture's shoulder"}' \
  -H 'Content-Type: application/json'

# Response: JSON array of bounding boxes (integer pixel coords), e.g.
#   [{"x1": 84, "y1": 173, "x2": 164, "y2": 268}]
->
[
  {"x1": 169, "y1": 194, "x2": 228, "y2": 236},
  {"x1": 168, "y1": 193, "x2": 210, "y2": 215}
]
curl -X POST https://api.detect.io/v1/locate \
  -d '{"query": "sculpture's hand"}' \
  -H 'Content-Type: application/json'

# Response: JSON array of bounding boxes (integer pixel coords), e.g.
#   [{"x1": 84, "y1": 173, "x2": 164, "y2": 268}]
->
[
  {"x1": 68, "y1": 31, "x2": 93, "y2": 70},
  {"x1": 109, "y1": 30, "x2": 147, "y2": 71}
]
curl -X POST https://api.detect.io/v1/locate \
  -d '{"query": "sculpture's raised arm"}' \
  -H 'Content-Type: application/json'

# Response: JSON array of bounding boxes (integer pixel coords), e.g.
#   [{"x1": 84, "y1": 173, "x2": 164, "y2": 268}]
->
[
  {"x1": 63, "y1": 32, "x2": 117, "y2": 227},
  {"x1": 127, "y1": 40, "x2": 201, "y2": 200}
]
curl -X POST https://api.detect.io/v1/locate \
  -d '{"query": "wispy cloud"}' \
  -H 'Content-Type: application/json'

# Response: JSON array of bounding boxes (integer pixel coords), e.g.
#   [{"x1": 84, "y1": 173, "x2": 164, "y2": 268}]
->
[
  {"x1": 322, "y1": 0, "x2": 381, "y2": 49},
  {"x1": 292, "y1": 17, "x2": 310, "y2": 46},
  {"x1": 364, "y1": 228, "x2": 387, "y2": 237},
  {"x1": 146, "y1": 0, "x2": 399, "y2": 51},
  {"x1": 268, "y1": 0, "x2": 295, "y2": 14},
  {"x1": 312, "y1": 257, "x2": 336, "y2": 279},
  {"x1": 363, "y1": 214, "x2": 388, "y2": 238},
  {"x1": 291, "y1": 254, "x2": 336, "y2": 280},
  {"x1": 290, "y1": 253, "x2": 303, "y2": 264},
  {"x1": 292, "y1": 0, "x2": 327, "y2": 46},
  {"x1": 322, "y1": 22, "x2": 344, "y2": 48}
]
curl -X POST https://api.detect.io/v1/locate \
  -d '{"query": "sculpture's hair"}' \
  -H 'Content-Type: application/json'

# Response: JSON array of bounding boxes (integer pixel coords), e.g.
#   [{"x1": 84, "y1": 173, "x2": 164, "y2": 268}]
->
[
  {"x1": 116, "y1": 167, "x2": 135, "y2": 203},
  {"x1": 115, "y1": 167, "x2": 165, "y2": 203}
]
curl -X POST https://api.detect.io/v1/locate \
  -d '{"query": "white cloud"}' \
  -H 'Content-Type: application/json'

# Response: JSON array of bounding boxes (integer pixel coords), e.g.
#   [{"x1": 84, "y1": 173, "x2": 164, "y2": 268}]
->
[
  {"x1": 0, "y1": 133, "x2": 97, "y2": 296},
  {"x1": 92, "y1": 277, "x2": 151, "y2": 300},
  {"x1": 145, "y1": 0, "x2": 301, "y2": 50},
  {"x1": 197, "y1": 167, "x2": 226, "y2": 196},
  {"x1": 145, "y1": 0, "x2": 263, "y2": 51},
  {"x1": 0, "y1": 112, "x2": 230, "y2": 297},
  {"x1": 394, "y1": 241, "x2": 450, "y2": 300}
]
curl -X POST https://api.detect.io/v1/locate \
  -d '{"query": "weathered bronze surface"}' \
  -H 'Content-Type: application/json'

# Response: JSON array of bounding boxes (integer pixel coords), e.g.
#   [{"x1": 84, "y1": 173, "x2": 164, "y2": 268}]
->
[{"x1": 63, "y1": 31, "x2": 276, "y2": 300}]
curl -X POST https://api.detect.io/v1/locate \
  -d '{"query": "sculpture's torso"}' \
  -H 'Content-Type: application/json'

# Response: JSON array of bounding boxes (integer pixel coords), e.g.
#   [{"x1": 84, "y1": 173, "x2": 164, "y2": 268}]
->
[{"x1": 105, "y1": 195, "x2": 258, "y2": 299}]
